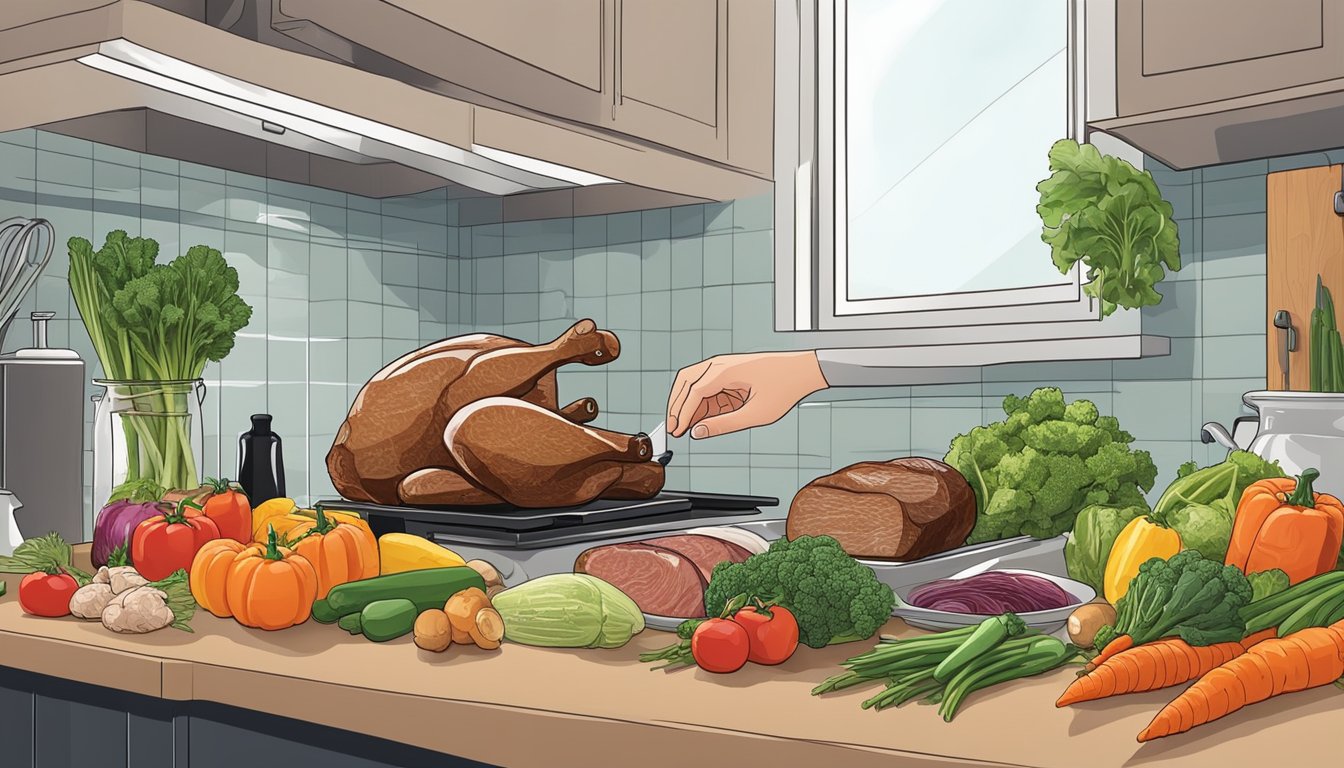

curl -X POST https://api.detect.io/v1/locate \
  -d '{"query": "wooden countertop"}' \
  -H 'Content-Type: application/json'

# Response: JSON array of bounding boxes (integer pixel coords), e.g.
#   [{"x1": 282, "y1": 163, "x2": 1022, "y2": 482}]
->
[{"x1": 0, "y1": 549, "x2": 1333, "y2": 768}]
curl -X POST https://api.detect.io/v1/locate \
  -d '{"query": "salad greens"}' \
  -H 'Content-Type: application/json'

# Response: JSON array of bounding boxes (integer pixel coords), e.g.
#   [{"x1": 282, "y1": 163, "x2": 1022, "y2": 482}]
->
[{"x1": 1036, "y1": 139, "x2": 1181, "y2": 319}]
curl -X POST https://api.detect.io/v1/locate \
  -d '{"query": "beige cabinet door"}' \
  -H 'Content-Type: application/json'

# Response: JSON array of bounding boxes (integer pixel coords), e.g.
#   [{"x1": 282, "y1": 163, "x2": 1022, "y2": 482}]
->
[
  {"x1": 609, "y1": 0, "x2": 773, "y2": 174},
  {"x1": 1115, "y1": 0, "x2": 1344, "y2": 116},
  {"x1": 275, "y1": 0, "x2": 608, "y2": 125},
  {"x1": 611, "y1": 0, "x2": 727, "y2": 161}
]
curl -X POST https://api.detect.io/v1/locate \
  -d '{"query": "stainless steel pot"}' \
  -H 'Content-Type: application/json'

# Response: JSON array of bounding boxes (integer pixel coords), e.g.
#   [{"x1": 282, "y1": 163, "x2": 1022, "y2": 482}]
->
[{"x1": 1203, "y1": 391, "x2": 1344, "y2": 496}]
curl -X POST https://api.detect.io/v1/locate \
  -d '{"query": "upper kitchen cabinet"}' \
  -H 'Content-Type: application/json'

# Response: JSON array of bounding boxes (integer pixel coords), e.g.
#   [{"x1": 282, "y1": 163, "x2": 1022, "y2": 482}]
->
[
  {"x1": 609, "y1": 0, "x2": 773, "y2": 175},
  {"x1": 271, "y1": 0, "x2": 610, "y2": 130},
  {"x1": 269, "y1": 0, "x2": 775, "y2": 177},
  {"x1": 1087, "y1": 0, "x2": 1344, "y2": 169},
  {"x1": 0, "y1": 1, "x2": 767, "y2": 204}
]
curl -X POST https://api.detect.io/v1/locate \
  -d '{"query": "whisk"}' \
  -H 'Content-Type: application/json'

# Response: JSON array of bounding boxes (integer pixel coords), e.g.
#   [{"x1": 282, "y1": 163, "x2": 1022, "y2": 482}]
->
[{"x1": 0, "y1": 217, "x2": 54, "y2": 346}]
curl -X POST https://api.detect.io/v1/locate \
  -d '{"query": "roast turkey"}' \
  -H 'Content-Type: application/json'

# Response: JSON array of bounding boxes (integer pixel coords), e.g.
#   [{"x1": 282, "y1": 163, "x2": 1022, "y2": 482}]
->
[{"x1": 326, "y1": 319, "x2": 664, "y2": 509}]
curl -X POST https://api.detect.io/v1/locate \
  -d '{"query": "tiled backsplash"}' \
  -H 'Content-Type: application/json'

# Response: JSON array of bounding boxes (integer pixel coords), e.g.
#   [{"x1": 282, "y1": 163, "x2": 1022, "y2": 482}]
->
[
  {"x1": 458, "y1": 150, "x2": 1344, "y2": 509},
  {"x1": 3, "y1": 125, "x2": 1339, "y2": 529},
  {"x1": 0, "y1": 129, "x2": 467, "y2": 528}
]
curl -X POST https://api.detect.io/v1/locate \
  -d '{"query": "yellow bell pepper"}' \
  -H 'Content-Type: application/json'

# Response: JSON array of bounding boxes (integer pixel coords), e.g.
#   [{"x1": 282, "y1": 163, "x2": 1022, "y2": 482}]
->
[
  {"x1": 251, "y1": 497, "x2": 298, "y2": 541},
  {"x1": 255, "y1": 507, "x2": 375, "y2": 550},
  {"x1": 1103, "y1": 515, "x2": 1182, "y2": 604},
  {"x1": 378, "y1": 532, "x2": 466, "y2": 574}
]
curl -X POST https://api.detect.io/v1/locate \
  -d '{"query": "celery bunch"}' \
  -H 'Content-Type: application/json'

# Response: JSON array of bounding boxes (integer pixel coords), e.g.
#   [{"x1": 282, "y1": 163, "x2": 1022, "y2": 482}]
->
[{"x1": 69, "y1": 231, "x2": 253, "y2": 492}]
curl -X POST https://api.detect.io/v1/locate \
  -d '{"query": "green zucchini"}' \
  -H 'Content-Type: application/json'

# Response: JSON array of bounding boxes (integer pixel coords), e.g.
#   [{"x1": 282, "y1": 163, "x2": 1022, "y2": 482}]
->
[
  {"x1": 324, "y1": 567, "x2": 486, "y2": 618},
  {"x1": 339, "y1": 611, "x2": 363, "y2": 635},
  {"x1": 357, "y1": 599, "x2": 418, "y2": 642},
  {"x1": 311, "y1": 598, "x2": 342, "y2": 624}
]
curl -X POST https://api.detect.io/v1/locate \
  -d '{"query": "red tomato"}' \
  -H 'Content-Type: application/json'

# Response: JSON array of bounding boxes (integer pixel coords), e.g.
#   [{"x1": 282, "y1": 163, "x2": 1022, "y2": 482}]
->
[
  {"x1": 132, "y1": 507, "x2": 222, "y2": 581},
  {"x1": 19, "y1": 572, "x2": 78, "y2": 617},
  {"x1": 690, "y1": 618, "x2": 750, "y2": 673},
  {"x1": 202, "y1": 479, "x2": 252, "y2": 542},
  {"x1": 732, "y1": 605, "x2": 800, "y2": 665}
]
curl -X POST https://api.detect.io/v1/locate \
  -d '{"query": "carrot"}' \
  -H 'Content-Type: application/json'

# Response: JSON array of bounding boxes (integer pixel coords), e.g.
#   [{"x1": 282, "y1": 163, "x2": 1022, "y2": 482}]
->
[
  {"x1": 1089, "y1": 634, "x2": 1134, "y2": 668},
  {"x1": 1137, "y1": 621, "x2": 1344, "y2": 742},
  {"x1": 1057, "y1": 637, "x2": 1246, "y2": 707}
]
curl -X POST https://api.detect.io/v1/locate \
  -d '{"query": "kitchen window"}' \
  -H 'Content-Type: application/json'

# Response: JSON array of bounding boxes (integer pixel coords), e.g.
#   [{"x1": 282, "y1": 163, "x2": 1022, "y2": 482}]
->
[{"x1": 776, "y1": 0, "x2": 1155, "y2": 354}]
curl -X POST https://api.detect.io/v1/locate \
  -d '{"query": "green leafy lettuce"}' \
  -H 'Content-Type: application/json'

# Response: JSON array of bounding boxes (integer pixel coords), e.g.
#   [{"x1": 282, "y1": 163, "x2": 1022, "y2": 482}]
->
[{"x1": 1036, "y1": 139, "x2": 1182, "y2": 318}]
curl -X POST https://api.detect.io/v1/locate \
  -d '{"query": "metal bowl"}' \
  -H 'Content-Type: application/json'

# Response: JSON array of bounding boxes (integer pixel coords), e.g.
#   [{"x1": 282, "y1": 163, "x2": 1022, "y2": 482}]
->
[{"x1": 891, "y1": 568, "x2": 1095, "y2": 634}]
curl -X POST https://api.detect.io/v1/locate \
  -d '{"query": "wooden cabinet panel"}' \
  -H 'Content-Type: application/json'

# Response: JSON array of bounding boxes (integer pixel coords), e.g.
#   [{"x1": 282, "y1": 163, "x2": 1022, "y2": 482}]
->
[
  {"x1": 1116, "y1": 0, "x2": 1344, "y2": 116},
  {"x1": 273, "y1": 0, "x2": 773, "y2": 176},
  {"x1": 275, "y1": 0, "x2": 607, "y2": 125},
  {"x1": 611, "y1": 0, "x2": 729, "y2": 162},
  {"x1": 1266, "y1": 164, "x2": 1344, "y2": 391},
  {"x1": 619, "y1": 0, "x2": 719, "y2": 125},
  {"x1": 391, "y1": 0, "x2": 604, "y2": 92}
]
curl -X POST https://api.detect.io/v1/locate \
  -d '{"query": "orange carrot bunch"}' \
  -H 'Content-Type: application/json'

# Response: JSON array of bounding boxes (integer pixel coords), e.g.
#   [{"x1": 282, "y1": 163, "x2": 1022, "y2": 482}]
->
[{"x1": 1138, "y1": 620, "x2": 1344, "y2": 741}]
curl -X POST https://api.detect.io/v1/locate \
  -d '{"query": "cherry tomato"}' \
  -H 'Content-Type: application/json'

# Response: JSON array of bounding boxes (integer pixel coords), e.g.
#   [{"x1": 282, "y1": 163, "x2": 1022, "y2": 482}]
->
[
  {"x1": 19, "y1": 572, "x2": 78, "y2": 617},
  {"x1": 732, "y1": 605, "x2": 800, "y2": 666},
  {"x1": 690, "y1": 618, "x2": 750, "y2": 673}
]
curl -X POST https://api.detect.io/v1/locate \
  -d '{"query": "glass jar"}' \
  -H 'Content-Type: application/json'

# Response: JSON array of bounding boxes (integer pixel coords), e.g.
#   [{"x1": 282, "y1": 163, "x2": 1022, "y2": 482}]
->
[{"x1": 91, "y1": 379, "x2": 206, "y2": 513}]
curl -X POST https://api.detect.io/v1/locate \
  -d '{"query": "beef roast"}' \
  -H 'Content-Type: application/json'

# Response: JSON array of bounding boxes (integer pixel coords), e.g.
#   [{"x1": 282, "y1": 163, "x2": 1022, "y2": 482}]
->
[
  {"x1": 641, "y1": 534, "x2": 751, "y2": 582},
  {"x1": 574, "y1": 543, "x2": 706, "y2": 617},
  {"x1": 786, "y1": 457, "x2": 976, "y2": 561}
]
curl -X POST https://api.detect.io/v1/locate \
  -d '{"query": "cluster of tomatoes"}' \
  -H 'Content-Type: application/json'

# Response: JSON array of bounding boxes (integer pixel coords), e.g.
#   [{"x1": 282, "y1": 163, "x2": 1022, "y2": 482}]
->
[{"x1": 691, "y1": 601, "x2": 800, "y2": 674}]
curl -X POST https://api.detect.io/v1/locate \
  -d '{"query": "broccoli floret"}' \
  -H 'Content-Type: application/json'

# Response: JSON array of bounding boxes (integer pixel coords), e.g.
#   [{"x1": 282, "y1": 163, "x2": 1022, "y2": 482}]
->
[
  {"x1": 1095, "y1": 550, "x2": 1251, "y2": 649},
  {"x1": 703, "y1": 536, "x2": 894, "y2": 649}
]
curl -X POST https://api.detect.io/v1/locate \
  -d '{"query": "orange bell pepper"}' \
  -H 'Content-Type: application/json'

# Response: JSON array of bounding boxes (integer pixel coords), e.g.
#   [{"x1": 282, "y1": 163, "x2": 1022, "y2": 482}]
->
[{"x1": 1226, "y1": 468, "x2": 1344, "y2": 584}]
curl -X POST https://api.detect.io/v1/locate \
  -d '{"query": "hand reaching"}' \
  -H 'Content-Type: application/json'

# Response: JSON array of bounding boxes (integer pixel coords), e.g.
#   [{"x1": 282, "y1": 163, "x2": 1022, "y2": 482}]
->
[{"x1": 666, "y1": 351, "x2": 829, "y2": 439}]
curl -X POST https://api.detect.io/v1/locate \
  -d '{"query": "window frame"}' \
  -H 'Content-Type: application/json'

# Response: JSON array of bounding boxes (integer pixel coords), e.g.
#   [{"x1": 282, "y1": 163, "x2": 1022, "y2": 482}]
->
[{"x1": 777, "y1": 0, "x2": 1134, "y2": 336}]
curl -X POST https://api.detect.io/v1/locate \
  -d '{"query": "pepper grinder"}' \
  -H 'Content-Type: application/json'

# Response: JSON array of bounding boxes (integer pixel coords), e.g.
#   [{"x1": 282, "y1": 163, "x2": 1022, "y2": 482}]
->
[{"x1": 238, "y1": 414, "x2": 285, "y2": 505}]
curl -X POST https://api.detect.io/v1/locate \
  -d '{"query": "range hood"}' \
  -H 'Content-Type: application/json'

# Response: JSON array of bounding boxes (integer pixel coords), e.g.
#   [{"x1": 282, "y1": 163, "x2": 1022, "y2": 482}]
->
[{"x1": 0, "y1": 1, "x2": 762, "y2": 202}]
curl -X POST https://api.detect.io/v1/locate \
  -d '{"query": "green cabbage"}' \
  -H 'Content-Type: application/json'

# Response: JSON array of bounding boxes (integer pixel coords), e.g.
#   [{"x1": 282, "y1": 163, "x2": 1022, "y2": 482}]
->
[
  {"x1": 491, "y1": 574, "x2": 644, "y2": 649},
  {"x1": 1164, "y1": 498, "x2": 1235, "y2": 561}
]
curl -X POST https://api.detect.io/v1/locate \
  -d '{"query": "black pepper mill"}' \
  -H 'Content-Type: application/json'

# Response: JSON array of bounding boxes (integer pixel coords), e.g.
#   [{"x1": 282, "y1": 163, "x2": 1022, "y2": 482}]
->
[{"x1": 238, "y1": 414, "x2": 286, "y2": 504}]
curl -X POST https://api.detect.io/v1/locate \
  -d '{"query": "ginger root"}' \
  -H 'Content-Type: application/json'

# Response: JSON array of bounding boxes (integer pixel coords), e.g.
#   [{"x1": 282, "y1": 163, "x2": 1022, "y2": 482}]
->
[
  {"x1": 70, "y1": 583, "x2": 115, "y2": 619},
  {"x1": 102, "y1": 586, "x2": 173, "y2": 634},
  {"x1": 108, "y1": 567, "x2": 148, "y2": 594}
]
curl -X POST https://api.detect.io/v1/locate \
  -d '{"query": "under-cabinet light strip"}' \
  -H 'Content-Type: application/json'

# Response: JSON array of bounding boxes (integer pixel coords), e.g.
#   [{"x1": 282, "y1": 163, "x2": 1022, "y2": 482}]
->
[
  {"x1": 77, "y1": 40, "x2": 614, "y2": 194},
  {"x1": 471, "y1": 144, "x2": 618, "y2": 187}
]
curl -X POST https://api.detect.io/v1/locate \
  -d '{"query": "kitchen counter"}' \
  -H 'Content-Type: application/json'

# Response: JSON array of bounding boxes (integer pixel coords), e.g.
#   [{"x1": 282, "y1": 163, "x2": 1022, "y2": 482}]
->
[{"x1": 0, "y1": 548, "x2": 1332, "y2": 768}]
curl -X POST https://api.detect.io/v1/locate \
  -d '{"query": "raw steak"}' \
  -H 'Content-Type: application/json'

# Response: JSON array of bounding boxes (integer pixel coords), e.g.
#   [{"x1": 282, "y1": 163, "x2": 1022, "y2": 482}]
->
[
  {"x1": 642, "y1": 534, "x2": 752, "y2": 582},
  {"x1": 575, "y1": 543, "x2": 705, "y2": 618}
]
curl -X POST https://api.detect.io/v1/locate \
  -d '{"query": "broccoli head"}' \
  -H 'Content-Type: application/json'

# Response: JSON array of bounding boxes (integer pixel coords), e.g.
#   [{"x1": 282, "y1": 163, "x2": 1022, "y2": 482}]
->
[
  {"x1": 946, "y1": 387, "x2": 1156, "y2": 545},
  {"x1": 1095, "y1": 549, "x2": 1251, "y2": 649},
  {"x1": 703, "y1": 535, "x2": 894, "y2": 649}
]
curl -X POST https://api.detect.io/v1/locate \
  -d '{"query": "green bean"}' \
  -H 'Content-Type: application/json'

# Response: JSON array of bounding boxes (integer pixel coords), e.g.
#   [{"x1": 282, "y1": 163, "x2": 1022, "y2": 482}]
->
[
  {"x1": 932, "y1": 614, "x2": 1024, "y2": 683},
  {"x1": 938, "y1": 638, "x2": 1076, "y2": 722},
  {"x1": 1279, "y1": 588, "x2": 1344, "y2": 637}
]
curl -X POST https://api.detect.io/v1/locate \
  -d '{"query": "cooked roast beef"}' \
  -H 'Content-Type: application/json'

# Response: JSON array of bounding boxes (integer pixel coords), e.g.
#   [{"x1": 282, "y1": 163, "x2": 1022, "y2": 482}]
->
[{"x1": 786, "y1": 457, "x2": 976, "y2": 561}]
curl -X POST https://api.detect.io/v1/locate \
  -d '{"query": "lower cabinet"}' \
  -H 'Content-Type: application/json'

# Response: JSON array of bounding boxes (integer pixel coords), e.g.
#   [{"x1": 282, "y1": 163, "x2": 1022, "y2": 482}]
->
[{"x1": 0, "y1": 667, "x2": 490, "y2": 768}]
